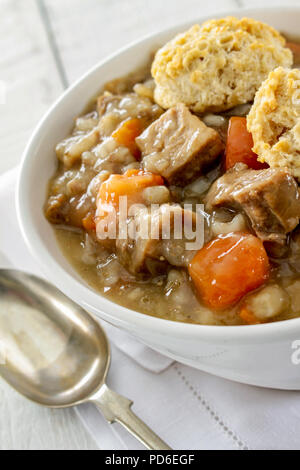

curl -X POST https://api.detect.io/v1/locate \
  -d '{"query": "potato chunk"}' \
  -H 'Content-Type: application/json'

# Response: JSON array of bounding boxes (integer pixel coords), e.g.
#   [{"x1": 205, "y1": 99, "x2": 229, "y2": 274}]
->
[{"x1": 244, "y1": 284, "x2": 290, "y2": 321}]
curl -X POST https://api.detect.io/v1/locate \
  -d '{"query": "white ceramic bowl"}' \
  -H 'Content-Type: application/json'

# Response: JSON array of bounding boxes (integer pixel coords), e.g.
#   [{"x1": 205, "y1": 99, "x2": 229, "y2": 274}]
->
[{"x1": 17, "y1": 6, "x2": 300, "y2": 390}]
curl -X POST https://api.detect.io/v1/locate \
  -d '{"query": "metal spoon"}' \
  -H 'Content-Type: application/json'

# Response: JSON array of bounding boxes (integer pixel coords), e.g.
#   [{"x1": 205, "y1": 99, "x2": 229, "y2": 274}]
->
[{"x1": 0, "y1": 269, "x2": 171, "y2": 450}]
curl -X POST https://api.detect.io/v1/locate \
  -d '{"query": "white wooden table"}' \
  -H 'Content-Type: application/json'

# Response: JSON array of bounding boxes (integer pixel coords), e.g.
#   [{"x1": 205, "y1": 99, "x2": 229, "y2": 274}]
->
[{"x1": 0, "y1": 0, "x2": 299, "y2": 450}]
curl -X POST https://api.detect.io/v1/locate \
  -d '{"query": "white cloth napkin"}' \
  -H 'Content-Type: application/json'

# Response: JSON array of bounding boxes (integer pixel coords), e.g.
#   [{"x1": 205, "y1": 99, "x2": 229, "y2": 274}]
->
[{"x1": 2, "y1": 168, "x2": 300, "y2": 450}]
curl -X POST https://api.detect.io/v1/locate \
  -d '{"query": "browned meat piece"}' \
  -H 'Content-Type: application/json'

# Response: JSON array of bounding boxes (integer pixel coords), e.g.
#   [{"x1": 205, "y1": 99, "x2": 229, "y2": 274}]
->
[
  {"x1": 116, "y1": 204, "x2": 200, "y2": 275},
  {"x1": 45, "y1": 162, "x2": 99, "y2": 228},
  {"x1": 96, "y1": 92, "x2": 163, "y2": 141},
  {"x1": 97, "y1": 94, "x2": 122, "y2": 117},
  {"x1": 205, "y1": 163, "x2": 300, "y2": 244},
  {"x1": 45, "y1": 194, "x2": 67, "y2": 224},
  {"x1": 97, "y1": 92, "x2": 163, "y2": 123},
  {"x1": 288, "y1": 229, "x2": 300, "y2": 272},
  {"x1": 45, "y1": 192, "x2": 94, "y2": 229},
  {"x1": 136, "y1": 104, "x2": 224, "y2": 185}
]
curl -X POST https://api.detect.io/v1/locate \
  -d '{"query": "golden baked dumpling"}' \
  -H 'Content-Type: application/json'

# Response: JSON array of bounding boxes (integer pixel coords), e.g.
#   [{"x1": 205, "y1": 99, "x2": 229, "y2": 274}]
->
[
  {"x1": 247, "y1": 67, "x2": 300, "y2": 179},
  {"x1": 152, "y1": 17, "x2": 292, "y2": 113}
]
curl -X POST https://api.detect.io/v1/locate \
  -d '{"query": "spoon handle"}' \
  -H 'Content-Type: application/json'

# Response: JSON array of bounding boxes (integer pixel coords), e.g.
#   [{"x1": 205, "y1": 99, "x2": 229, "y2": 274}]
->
[{"x1": 91, "y1": 384, "x2": 171, "y2": 450}]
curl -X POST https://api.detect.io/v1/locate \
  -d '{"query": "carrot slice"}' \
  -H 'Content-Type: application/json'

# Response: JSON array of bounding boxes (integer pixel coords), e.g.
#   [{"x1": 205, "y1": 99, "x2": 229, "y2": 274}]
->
[
  {"x1": 225, "y1": 117, "x2": 268, "y2": 170},
  {"x1": 188, "y1": 233, "x2": 270, "y2": 310},
  {"x1": 286, "y1": 41, "x2": 300, "y2": 64},
  {"x1": 82, "y1": 213, "x2": 96, "y2": 232},
  {"x1": 98, "y1": 169, "x2": 164, "y2": 209},
  {"x1": 112, "y1": 118, "x2": 144, "y2": 159}
]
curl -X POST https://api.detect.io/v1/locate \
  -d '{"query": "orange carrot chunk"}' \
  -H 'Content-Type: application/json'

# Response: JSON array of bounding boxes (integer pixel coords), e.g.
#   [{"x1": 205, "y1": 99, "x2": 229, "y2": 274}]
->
[
  {"x1": 112, "y1": 118, "x2": 144, "y2": 159},
  {"x1": 98, "y1": 169, "x2": 164, "y2": 208},
  {"x1": 225, "y1": 117, "x2": 268, "y2": 170},
  {"x1": 82, "y1": 213, "x2": 96, "y2": 232},
  {"x1": 188, "y1": 233, "x2": 270, "y2": 310}
]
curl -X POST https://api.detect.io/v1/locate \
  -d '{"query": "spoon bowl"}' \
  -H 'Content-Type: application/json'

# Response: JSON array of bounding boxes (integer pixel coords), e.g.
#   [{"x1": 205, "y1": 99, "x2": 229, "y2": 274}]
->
[
  {"x1": 0, "y1": 270, "x2": 109, "y2": 407},
  {"x1": 0, "y1": 269, "x2": 170, "y2": 449}
]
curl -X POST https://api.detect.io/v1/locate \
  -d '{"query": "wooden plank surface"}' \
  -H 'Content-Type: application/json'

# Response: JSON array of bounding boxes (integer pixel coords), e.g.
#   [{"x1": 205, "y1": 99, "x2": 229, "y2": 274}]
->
[
  {"x1": 0, "y1": 0, "x2": 97, "y2": 450},
  {"x1": 0, "y1": 378, "x2": 98, "y2": 450},
  {"x1": 44, "y1": 0, "x2": 237, "y2": 83},
  {"x1": 0, "y1": 0, "x2": 64, "y2": 174}
]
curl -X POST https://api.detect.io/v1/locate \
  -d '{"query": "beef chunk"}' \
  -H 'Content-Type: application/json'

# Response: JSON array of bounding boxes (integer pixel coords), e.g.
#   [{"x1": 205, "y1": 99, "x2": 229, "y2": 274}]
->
[
  {"x1": 116, "y1": 204, "x2": 200, "y2": 275},
  {"x1": 136, "y1": 104, "x2": 224, "y2": 186},
  {"x1": 205, "y1": 163, "x2": 300, "y2": 244},
  {"x1": 288, "y1": 229, "x2": 300, "y2": 272},
  {"x1": 97, "y1": 92, "x2": 163, "y2": 132}
]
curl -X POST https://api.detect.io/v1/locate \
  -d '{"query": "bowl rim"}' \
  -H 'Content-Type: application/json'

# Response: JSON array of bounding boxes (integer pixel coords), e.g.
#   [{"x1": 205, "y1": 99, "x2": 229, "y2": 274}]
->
[{"x1": 16, "y1": 5, "x2": 300, "y2": 343}]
